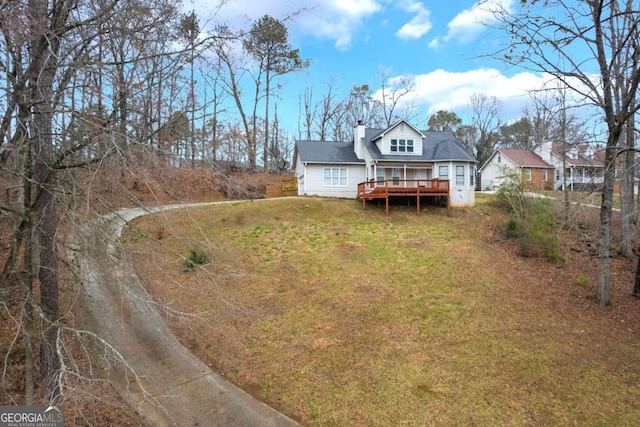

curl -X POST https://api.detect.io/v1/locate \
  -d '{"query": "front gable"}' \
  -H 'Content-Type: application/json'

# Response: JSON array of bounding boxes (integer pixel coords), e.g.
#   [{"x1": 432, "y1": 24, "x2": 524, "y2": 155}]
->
[
  {"x1": 479, "y1": 149, "x2": 517, "y2": 172},
  {"x1": 372, "y1": 120, "x2": 424, "y2": 156},
  {"x1": 479, "y1": 149, "x2": 518, "y2": 190}
]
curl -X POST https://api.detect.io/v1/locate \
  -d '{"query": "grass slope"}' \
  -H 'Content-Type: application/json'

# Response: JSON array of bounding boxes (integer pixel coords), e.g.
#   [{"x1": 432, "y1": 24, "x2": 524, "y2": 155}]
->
[{"x1": 123, "y1": 196, "x2": 640, "y2": 426}]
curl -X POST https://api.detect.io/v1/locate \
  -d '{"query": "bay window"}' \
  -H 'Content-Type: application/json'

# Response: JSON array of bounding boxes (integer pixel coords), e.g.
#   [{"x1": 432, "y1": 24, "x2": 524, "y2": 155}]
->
[{"x1": 456, "y1": 165, "x2": 465, "y2": 185}]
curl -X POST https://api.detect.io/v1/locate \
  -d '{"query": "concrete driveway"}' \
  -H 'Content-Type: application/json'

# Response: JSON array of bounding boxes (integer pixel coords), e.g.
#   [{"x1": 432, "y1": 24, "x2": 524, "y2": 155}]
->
[{"x1": 73, "y1": 200, "x2": 300, "y2": 426}]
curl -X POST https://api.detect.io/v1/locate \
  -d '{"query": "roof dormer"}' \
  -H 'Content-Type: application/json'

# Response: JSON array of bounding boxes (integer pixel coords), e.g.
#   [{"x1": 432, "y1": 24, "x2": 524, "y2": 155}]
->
[
  {"x1": 372, "y1": 120, "x2": 424, "y2": 156},
  {"x1": 569, "y1": 146, "x2": 578, "y2": 159}
]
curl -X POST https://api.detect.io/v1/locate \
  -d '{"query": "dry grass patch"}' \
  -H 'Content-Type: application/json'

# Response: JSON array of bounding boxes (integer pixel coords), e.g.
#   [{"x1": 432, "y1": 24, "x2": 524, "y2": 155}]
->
[{"x1": 123, "y1": 197, "x2": 640, "y2": 426}]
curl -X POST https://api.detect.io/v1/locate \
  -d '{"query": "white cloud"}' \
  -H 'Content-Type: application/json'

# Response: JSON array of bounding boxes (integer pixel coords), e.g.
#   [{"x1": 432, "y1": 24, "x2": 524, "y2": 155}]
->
[
  {"x1": 367, "y1": 68, "x2": 553, "y2": 121},
  {"x1": 395, "y1": 1, "x2": 433, "y2": 40},
  {"x1": 302, "y1": 0, "x2": 384, "y2": 50},
  {"x1": 333, "y1": 0, "x2": 382, "y2": 15},
  {"x1": 410, "y1": 68, "x2": 550, "y2": 118},
  {"x1": 202, "y1": 0, "x2": 384, "y2": 51},
  {"x1": 434, "y1": 0, "x2": 514, "y2": 46},
  {"x1": 428, "y1": 36, "x2": 442, "y2": 50}
]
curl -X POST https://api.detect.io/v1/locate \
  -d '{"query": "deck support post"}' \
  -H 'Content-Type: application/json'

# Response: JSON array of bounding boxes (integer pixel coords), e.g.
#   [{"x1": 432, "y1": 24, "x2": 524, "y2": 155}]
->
[{"x1": 357, "y1": 179, "x2": 451, "y2": 217}]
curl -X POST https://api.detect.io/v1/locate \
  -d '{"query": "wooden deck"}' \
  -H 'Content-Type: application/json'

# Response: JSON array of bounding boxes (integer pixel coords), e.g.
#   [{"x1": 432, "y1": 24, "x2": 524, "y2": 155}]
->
[{"x1": 356, "y1": 179, "x2": 450, "y2": 216}]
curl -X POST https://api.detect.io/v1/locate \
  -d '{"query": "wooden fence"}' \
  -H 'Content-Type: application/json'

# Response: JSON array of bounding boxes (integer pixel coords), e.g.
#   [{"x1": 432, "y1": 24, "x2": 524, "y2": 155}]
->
[{"x1": 265, "y1": 178, "x2": 298, "y2": 198}]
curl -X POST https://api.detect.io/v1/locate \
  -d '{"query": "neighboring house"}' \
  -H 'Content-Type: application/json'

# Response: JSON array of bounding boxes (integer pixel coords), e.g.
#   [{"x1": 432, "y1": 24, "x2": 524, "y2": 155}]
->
[
  {"x1": 534, "y1": 141, "x2": 605, "y2": 191},
  {"x1": 294, "y1": 120, "x2": 477, "y2": 207},
  {"x1": 479, "y1": 148, "x2": 555, "y2": 191}
]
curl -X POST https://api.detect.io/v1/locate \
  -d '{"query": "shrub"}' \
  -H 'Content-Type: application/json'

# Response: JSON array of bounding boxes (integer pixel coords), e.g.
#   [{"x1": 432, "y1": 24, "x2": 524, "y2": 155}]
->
[
  {"x1": 183, "y1": 248, "x2": 211, "y2": 271},
  {"x1": 574, "y1": 273, "x2": 590, "y2": 287},
  {"x1": 495, "y1": 167, "x2": 529, "y2": 221},
  {"x1": 504, "y1": 217, "x2": 526, "y2": 239},
  {"x1": 504, "y1": 198, "x2": 566, "y2": 263},
  {"x1": 516, "y1": 234, "x2": 540, "y2": 258},
  {"x1": 527, "y1": 199, "x2": 565, "y2": 263}
]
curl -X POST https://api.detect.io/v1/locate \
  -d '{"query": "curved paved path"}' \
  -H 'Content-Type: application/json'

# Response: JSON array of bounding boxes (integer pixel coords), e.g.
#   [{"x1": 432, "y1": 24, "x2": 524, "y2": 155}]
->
[{"x1": 73, "y1": 200, "x2": 300, "y2": 427}]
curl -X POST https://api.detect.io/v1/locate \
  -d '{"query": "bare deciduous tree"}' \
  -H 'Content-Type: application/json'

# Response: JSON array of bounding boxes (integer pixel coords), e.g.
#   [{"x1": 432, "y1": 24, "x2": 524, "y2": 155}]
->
[
  {"x1": 468, "y1": 93, "x2": 502, "y2": 169},
  {"x1": 491, "y1": 0, "x2": 640, "y2": 306},
  {"x1": 375, "y1": 65, "x2": 416, "y2": 127},
  {"x1": 0, "y1": 0, "x2": 210, "y2": 404}
]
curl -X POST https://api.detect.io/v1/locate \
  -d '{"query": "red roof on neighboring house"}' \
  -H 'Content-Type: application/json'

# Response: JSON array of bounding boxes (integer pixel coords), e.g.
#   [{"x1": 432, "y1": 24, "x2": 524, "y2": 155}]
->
[{"x1": 499, "y1": 149, "x2": 553, "y2": 168}]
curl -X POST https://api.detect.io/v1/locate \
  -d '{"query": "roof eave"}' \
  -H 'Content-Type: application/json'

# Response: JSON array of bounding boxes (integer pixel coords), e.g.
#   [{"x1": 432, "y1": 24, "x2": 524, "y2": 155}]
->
[{"x1": 301, "y1": 160, "x2": 365, "y2": 165}]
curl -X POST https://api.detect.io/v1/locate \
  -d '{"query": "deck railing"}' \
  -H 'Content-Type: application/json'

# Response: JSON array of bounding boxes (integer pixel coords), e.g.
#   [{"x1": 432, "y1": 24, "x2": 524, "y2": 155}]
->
[
  {"x1": 553, "y1": 176, "x2": 605, "y2": 191},
  {"x1": 357, "y1": 179, "x2": 449, "y2": 199},
  {"x1": 357, "y1": 179, "x2": 451, "y2": 216}
]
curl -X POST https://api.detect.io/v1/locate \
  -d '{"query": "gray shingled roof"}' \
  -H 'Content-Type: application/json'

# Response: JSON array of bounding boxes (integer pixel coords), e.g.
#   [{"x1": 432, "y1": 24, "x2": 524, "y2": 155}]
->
[
  {"x1": 364, "y1": 129, "x2": 476, "y2": 162},
  {"x1": 295, "y1": 140, "x2": 364, "y2": 164},
  {"x1": 295, "y1": 126, "x2": 476, "y2": 164}
]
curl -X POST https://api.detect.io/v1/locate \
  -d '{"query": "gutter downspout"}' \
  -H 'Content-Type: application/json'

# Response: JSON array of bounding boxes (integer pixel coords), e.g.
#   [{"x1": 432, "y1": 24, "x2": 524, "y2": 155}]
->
[{"x1": 303, "y1": 163, "x2": 307, "y2": 195}]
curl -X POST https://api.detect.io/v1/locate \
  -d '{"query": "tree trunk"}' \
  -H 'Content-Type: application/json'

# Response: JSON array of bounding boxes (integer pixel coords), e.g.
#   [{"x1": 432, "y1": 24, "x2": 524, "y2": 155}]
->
[
  {"x1": 264, "y1": 70, "x2": 270, "y2": 171},
  {"x1": 189, "y1": 40, "x2": 196, "y2": 167},
  {"x1": 621, "y1": 131, "x2": 635, "y2": 257},
  {"x1": 633, "y1": 254, "x2": 640, "y2": 297},
  {"x1": 560, "y1": 103, "x2": 569, "y2": 224},
  {"x1": 23, "y1": 146, "x2": 35, "y2": 405},
  {"x1": 27, "y1": 0, "x2": 65, "y2": 400},
  {"x1": 33, "y1": 106, "x2": 61, "y2": 401},
  {"x1": 597, "y1": 142, "x2": 617, "y2": 307},
  {"x1": 621, "y1": 107, "x2": 635, "y2": 257}
]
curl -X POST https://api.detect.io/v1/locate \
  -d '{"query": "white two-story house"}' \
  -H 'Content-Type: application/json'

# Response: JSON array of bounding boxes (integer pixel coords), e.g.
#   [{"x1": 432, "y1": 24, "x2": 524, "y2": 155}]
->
[
  {"x1": 533, "y1": 141, "x2": 605, "y2": 190},
  {"x1": 294, "y1": 120, "x2": 477, "y2": 208}
]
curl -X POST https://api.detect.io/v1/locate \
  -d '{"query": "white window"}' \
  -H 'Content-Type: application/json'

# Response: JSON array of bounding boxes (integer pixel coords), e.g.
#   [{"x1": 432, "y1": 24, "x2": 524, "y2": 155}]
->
[
  {"x1": 407, "y1": 140, "x2": 414, "y2": 152},
  {"x1": 323, "y1": 167, "x2": 347, "y2": 186},
  {"x1": 525, "y1": 168, "x2": 532, "y2": 181},
  {"x1": 392, "y1": 167, "x2": 401, "y2": 186},
  {"x1": 543, "y1": 169, "x2": 548, "y2": 181},
  {"x1": 390, "y1": 139, "x2": 414, "y2": 153},
  {"x1": 456, "y1": 165, "x2": 465, "y2": 185},
  {"x1": 470, "y1": 166, "x2": 475, "y2": 187},
  {"x1": 438, "y1": 165, "x2": 449, "y2": 179},
  {"x1": 570, "y1": 147, "x2": 578, "y2": 159}
]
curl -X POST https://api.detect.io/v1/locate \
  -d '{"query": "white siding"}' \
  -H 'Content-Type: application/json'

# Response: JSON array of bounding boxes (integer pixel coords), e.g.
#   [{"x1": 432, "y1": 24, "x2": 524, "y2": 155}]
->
[
  {"x1": 377, "y1": 125, "x2": 424, "y2": 156},
  {"x1": 434, "y1": 161, "x2": 476, "y2": 207},
  {"x1": 480, "y1": 153, "x2": 517, "y2": 190},
  {"x1": 298, "y1": 164, "x2": 366, "y2": 198},
  {"x1": 450, "y1": 188, "x2": 475, "y2": 207},
  {"x1": 450, "y1": 163, "x2": 475, "y2": 207},
  {"x1": 295, "y1": 154, "x2": 305, "y2": 177}
]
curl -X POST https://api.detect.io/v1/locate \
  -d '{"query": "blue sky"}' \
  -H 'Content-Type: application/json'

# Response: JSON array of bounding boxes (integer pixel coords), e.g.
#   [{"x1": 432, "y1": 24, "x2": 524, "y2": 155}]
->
[{"x1": 193, "y1": 0, "x2": 557, "y2": 134}]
